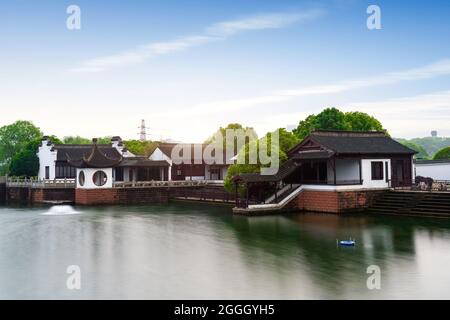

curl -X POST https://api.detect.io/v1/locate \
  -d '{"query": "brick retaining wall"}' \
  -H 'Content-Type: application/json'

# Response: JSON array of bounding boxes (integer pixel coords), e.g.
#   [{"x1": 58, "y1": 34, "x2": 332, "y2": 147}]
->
[
  {"x1": 6, "y1": 187, "x2": 75, "y2": 204},
  {"x1": 287, "y1": 189, "x2": 386, "y2": 213}
]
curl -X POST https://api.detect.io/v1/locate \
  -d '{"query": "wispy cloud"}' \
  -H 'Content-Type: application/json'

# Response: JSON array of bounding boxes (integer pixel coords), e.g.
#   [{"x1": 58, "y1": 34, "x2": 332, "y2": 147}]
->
[
  {"x1": 69, "y1": 10, "x2": 324, "y2": 73},
  {"x1": 278, "y1": 59, "x2": 450, "y2": 97},
  {"x1": 157, "y1": 58, "x2": 450, "y2": 116}
]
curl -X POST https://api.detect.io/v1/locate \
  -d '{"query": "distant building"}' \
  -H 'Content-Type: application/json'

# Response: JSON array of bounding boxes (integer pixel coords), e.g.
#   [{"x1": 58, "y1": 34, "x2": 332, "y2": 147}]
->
[
  {"x1": 37, "y1": 136, "x2": 169, "y2": 182},
  {"x1": 148, "y1": 143, "x2": 234, "y2": 181},
  {"x1": 431, "y1": 130, "x2": 438, "y2": 137}
]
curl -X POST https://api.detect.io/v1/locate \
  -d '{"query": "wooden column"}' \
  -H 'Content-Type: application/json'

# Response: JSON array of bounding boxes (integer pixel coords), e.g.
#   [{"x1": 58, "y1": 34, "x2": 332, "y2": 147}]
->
[
  {"x1": 333, "y1": 157, "x2": 337, "y2": 185},
  {"x1": 359, "y1": 159, "x2": 363, "y2": 184}
]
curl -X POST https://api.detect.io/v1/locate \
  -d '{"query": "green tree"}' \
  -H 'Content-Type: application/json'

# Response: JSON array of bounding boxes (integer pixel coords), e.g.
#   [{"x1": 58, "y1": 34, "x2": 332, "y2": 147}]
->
[
  {"x1": 293, "y1": 107, "x2": 385, "y2": 139},
  {"x1": 344, "y1": 111, "x2": 384, "y2": 131},
  {"x1": 9, "y1": 150, "x2": 39, "y2": 177},
  {"x1": 63, "y1": 136, "x2": 91, "y2": 144},
  {"x1": 205, "y1": 123, "x2": 258, "y2": 156},
  {"x1": 433, "y1": 146, "x2": 450, "y2": 160},
  {"x1": 223, "y1": 128, "x2": 294, "y2": 193},
  {"x1": 0, "y1": 121, "x2": 42, "y2": 174},
  {"x1": 124, "y1": 140, "x2": 158, "y2": 156},
  {"x1": 8, "y1": 135, "x2": 63, "y2": 177},
  {"x1": 63, "y1": 136, "x2": 112, "y2": 144}
]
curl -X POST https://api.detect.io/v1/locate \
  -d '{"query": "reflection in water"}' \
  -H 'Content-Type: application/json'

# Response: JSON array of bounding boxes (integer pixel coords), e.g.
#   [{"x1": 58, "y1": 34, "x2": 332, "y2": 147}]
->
[{"x1": 1, "y1": 203, "x2": 450, "y2": 299}]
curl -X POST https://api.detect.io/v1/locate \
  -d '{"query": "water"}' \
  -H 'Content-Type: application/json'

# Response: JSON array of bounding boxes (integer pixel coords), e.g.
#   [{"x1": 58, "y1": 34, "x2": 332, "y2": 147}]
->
[{"x1": 1, "y1": 203, "x2": 450, "y2": 299}]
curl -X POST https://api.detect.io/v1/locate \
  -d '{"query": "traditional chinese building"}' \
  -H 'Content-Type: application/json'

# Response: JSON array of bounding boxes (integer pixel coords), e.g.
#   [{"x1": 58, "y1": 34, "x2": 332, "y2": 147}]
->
[{"x1": 232, "y1": 130, "x2": 416, "y2": 214}]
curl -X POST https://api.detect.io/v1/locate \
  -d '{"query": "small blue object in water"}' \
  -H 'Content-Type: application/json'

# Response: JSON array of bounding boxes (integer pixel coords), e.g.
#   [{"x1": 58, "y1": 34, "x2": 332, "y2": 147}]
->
[{"x1": 338, "y1": 239, "x2": 356, "y2": 246}]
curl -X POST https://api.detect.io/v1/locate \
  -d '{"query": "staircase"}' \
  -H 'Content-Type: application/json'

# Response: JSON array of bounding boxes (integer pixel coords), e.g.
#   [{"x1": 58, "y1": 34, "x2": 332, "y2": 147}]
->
[
  {"x1": 233, "y1": 185, "x2": 303, "y2": 214},
  {"x1": 369, "y1": 191, "x2": 450, "y2": 218}
]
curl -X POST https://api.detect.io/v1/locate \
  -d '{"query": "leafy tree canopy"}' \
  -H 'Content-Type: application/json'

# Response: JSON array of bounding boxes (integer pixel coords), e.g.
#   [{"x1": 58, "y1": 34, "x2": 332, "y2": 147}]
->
[
  {"x1": 124, "y1": 140, "x2": 158, "y2": 156},
  {"x1": 205, "y1": 123, "x2": 258, "y2": 156},
  {"x1": 0, "y1": 121, "x2": 42, "y2": 174},
  {"x1": 63, "y1": 136, "x2": 111, "y2": 144},
  {"x1": 8, "y1": 135, "x2": 63, "y2": 177},
  {"x1": 223, "y1": 128, "x2": 298, "y2": 193},
  {"x1": 292, "y1": 108, "x2": 385, "y2": 139},
  {"x1": 433, "y1": 146, "x2": 450, "y2": 160}
]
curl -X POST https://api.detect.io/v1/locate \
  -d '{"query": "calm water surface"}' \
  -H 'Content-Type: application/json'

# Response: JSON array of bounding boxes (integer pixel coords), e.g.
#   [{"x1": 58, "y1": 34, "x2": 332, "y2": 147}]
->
[{"x1": 1, "y1": 202, "x2": 450, "y2": 299}]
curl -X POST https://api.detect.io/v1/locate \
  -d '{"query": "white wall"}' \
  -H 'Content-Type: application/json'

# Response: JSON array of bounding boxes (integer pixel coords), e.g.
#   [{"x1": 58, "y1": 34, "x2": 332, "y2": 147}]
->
[
  {"x1": 415, "y1": 162, "x2": 450, "y2": 180},
  {"x1": 76, "y1": 168, "x2": 113, "y2": 189},
  {"x1": 37, "y1": 139, "x2": 57, "y2": 180},
  {"x1": 327, "y1": 159, "x2": 360, "y2": 182},
  {"x1": 148, "y1": 147, "x2": 172, "y2": 180},
  {"x1": 361, "y1": 159, "x2": 390, "y2": 189}
]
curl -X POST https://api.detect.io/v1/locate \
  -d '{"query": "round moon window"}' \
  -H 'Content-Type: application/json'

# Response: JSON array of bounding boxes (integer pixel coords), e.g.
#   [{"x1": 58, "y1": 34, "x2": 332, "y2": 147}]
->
[
  {"x1": 78, "y1": 171, "x2": 85, "y2": 186},
  {"x1": 92, "y1": 170, "x2": 107, "y2": 187}
]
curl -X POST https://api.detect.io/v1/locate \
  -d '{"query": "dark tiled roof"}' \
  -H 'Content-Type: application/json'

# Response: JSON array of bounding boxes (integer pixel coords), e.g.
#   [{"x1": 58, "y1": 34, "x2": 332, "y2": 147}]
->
[
  {"x1": 309, "y1": 131, "x2": 416, "y2": 155},
  {"x1": 53, "y1": 144, "x2": 122, "y2": 161},
  {"x1": 67, "y1": 144, "x2": 122, "y2": 168},
  {"x1": 291, "y1": 150, "x2": 334, "y2": 160},
  {"x1": 119, "y1": 158, "x2": 170, "y2": 167}
]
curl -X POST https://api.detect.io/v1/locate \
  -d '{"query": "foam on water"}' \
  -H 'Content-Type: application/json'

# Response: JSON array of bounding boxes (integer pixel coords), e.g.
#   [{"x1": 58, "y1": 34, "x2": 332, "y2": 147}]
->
[{"x1": 41, "y1": 205, "x2": 81, "y2": 216}]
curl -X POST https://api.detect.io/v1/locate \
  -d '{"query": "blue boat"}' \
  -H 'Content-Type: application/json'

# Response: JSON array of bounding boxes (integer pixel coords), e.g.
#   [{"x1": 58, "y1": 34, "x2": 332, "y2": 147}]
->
[{"x1": 338, "y1": 239, "x2": 356, "y2": 246}]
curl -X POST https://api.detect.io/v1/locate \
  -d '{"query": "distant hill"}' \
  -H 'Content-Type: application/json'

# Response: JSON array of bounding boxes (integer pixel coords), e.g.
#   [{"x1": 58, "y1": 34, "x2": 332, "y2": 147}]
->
[{"x1": 396, "y1": 137, "x2": 450, "y2": 159}]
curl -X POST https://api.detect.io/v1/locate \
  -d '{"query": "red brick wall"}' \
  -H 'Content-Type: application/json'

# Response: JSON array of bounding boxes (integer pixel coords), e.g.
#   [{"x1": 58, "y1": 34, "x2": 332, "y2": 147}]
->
[
  {"x1": 75, "y1": 188, "x2": 169, "y2": 205},
  {"x1": 288, "y1": 189, "x2": 385, "y2": 213}
]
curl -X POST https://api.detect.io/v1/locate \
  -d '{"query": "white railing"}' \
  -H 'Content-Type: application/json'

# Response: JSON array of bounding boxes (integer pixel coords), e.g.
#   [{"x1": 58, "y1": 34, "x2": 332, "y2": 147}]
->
[
  {"x1": 113, "y1": 179, "x2": 224, "y2": 188},
  {"x1": 6, "y1": 177, "x2": 76, "y2": 188}
]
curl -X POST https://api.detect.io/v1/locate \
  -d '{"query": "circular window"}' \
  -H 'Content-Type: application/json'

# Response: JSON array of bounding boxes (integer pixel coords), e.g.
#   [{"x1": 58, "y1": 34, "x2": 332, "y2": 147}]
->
[
  {"x1": 92, "y1": 170, "x2": 107, "y2": 187},
  {"x1": 78, "y1": 171, "x2": 85, "y2": 186}
]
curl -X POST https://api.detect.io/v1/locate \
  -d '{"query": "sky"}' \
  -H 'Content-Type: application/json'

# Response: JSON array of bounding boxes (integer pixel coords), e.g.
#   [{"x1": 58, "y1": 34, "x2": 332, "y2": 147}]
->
[{"x1": 1, "y1": 0, "x2": 450, "y2": 142}]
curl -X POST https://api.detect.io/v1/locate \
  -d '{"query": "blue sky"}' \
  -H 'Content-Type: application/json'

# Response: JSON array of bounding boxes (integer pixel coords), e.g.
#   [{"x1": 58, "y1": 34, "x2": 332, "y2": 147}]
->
[{"x1": 1, "y1": 0, "x2": 450, "y2": 141}]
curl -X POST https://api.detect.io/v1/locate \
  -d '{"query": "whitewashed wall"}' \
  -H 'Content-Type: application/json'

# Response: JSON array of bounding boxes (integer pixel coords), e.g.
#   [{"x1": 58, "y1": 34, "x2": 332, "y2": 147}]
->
[
  {"x1": 415, "y1": 162, "x2": 450, "y2": 180},
  {"x1": 37, "y1": 139, "x2": 57, "y2": 180},
  {"x1": 76, "y1": 168, "x2": 113, "y2": 189},
  {"x1": 148, "y1": 147, "x2": 172, "y2": 180},
  {"x1": 361, "y1": 159, "x2": 390, "y2": 189}
]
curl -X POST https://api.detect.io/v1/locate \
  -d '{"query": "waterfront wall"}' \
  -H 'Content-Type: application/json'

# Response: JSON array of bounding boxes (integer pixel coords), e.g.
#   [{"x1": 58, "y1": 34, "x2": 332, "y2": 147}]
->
[
  {"x1": 75, "y1": 185, "x2": 233, "y2": 205},
  {"x1": 287, "y1": 189, "x2": 386, "y2": 213},
  {"x1": 75, "y1": 187, "x2": 169, "y2": 205},
  {"x1": 6, "y1": 187, "x2": 75, "y2": 204}
]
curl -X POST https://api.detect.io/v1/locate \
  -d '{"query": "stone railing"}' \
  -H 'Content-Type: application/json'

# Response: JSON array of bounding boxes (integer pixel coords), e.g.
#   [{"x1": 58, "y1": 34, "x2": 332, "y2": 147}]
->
[
  {"x1": 113, "y1": 180, "x2": 224, "y2": 188},
  {"x1": 6, "y1": 177, "x2": 76, "y2": 188}
]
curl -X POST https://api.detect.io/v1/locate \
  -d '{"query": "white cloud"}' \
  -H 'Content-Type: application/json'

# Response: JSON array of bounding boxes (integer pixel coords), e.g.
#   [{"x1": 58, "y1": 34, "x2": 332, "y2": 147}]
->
[
  {"x1": 345, "y1": 90, "x2": 450, "y2": 138},
  {"x1": 161, "y1": 58, "x2": 450, "y2": 116},
  {"x1": 69, "y1": 10, "x2": 324, "y2": 73},
  {"x1": 278, "y1": 59, "x2": 450, "y2": 97}
]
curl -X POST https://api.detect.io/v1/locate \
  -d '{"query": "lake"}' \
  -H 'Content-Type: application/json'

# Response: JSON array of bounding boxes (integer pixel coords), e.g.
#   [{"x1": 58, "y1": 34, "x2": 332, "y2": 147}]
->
[{"x1": 1, "y1": 202, "x2": 450, "y2": 299}]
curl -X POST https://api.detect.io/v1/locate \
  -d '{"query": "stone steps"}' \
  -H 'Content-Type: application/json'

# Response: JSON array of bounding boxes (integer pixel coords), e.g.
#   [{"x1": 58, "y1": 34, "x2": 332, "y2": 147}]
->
[{"x1": 369, "y1": 191, "x2": 450, "y2": 217}]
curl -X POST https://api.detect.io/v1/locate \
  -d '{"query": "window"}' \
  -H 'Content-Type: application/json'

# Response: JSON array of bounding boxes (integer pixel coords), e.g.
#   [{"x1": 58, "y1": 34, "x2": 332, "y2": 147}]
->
[
  {"x1": 45, "y1": 166, "x2": 50, "y2": 180},
  {"x1": 92, "y1": 170, "x2": 107, "y2": 186},
  {"x1": 115, "y1": 167, "x2": 124, "y2": 181},
  {"x1": 371, "y1": 161, "x2": 384, "y2": 180},
  {"x1": 78, "y1": 171, "x2": 85, "y2": 186}
]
